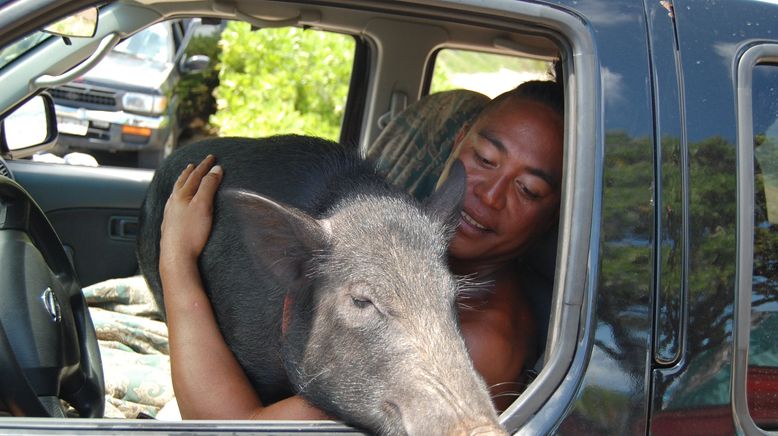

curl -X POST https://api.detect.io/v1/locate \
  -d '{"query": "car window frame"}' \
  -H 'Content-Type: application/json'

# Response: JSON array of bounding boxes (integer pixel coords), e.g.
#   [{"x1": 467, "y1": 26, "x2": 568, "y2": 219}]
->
[
  {"x1": 733, "y1": 41, "x2": 778, "y2": 436},
  {"x1": 503, "y1": 19, "x2": 598, "y2": 434}
]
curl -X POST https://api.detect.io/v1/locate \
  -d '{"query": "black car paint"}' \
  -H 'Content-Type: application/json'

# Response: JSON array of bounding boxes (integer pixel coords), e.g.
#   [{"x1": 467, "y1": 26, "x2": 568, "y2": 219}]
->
[{"x1": 545, "y1": 0, "x2": 777, "y2": 433}]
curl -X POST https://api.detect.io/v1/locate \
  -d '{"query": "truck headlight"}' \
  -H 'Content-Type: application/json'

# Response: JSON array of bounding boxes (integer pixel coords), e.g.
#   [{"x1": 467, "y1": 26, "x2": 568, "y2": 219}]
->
[{"x1": 122, "y1": 92, "x2": 168, "y2": 115}]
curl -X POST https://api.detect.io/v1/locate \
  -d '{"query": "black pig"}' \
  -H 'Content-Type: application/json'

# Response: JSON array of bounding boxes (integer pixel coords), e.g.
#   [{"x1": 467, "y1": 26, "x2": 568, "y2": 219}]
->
[{"x1": 137, "y1": 135, "x2": 506, "y2": 435}]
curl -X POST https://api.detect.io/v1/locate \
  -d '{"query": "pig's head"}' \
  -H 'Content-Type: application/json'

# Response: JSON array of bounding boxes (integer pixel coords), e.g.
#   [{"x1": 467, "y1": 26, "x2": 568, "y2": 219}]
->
[{"x1": 226, "y1": 161, "x2": 506, "y2": 436}]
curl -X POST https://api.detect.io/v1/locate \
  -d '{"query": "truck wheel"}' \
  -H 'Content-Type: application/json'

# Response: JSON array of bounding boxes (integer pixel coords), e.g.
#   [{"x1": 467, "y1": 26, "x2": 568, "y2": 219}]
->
[{"x1": 138, "y1": 149, "x2": 164, "y2": 169}]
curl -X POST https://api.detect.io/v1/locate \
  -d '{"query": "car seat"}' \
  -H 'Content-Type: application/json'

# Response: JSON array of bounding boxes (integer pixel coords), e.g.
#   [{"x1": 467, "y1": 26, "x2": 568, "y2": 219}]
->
[
  {"x1": 365, "y1": 89, "x2": 491, "y2": 199},
  {"x1": 365, "y1": 88, "x2": 557, "y2": 373}
]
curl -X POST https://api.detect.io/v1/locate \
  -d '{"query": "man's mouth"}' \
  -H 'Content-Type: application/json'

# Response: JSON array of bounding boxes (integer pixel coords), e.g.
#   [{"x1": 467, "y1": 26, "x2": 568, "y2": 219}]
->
[{"x1": 460, "y1": 210, "x2": 490, "y2": 232}]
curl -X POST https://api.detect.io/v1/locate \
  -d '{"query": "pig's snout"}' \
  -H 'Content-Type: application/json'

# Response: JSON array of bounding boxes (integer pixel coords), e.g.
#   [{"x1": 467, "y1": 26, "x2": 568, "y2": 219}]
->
[
  {"x1": 398, "y1": 414, "x2": 507, "y2": 436},
  {"x1": 445, "y1": 423, "x2": 508, "y2": 436},
  {"x1": 392, "y1": 399, "x2": 507, "y2": 436},
  {"x1": 467, "y1": 424, "x2": 509, "y2": 436}
]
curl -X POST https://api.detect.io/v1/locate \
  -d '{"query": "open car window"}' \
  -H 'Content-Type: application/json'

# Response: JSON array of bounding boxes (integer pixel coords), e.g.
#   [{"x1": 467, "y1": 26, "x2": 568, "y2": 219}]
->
[{"x1": 429, "y1": 48, "x2": 552, "y2": 98}]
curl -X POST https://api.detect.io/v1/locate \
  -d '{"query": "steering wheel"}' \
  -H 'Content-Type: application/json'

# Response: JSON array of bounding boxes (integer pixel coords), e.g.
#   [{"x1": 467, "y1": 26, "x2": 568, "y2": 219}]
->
[{"x1": 0, "y1": 175, "x2": 104, "y2": 418}]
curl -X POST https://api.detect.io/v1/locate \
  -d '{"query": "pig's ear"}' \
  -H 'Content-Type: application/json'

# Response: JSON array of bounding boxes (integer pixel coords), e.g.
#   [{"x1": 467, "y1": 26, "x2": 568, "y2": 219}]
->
[
  {"x1": 223, "y1": 189, "x2": 329, "y2": 289},
  {"x1": 424, "y1": 159, "x2": 466, "y2": 229}
]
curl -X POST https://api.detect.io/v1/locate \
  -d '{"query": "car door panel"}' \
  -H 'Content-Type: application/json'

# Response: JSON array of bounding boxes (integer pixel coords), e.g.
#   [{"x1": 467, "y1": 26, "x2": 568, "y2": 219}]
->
[{"x1": 7, "y1": 160, "x2": 151, "y2": 286}]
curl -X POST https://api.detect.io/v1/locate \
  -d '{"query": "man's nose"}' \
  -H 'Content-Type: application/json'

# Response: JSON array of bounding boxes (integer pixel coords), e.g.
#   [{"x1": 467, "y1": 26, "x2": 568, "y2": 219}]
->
[{"x1": 475, "y1": 175, "x2": 509, "y2": 210}]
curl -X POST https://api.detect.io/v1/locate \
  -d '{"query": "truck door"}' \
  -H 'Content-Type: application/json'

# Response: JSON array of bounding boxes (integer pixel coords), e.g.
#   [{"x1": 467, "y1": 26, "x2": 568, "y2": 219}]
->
[{"x1": 650, "y1": 1, "x2": 778, "y2": 433}]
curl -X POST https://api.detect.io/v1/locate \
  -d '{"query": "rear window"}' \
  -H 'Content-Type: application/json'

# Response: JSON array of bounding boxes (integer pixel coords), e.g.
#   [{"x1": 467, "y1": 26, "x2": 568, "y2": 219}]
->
[
  {"x1": 747, "y1": 62, "x2": 778, "y2": 431},
  {"x1": 429, "y1": 48, "x2": 551, "y2": 98}
]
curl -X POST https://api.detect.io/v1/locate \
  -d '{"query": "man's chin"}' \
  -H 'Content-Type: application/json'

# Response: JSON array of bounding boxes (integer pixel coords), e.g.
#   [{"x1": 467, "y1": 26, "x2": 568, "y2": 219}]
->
[{"x1": 448, "y1": 235, "x2": 486, "y2": 261}]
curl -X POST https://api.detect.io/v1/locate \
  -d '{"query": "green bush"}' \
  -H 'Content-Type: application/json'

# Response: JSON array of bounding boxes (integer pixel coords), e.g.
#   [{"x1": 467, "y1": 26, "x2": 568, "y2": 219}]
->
[
  {"x1": 175, "y1": 32, "x2": 222, "y2": 129},
  {"x1": 210, "y1": 22, "x2": 355, "y2": 140}
]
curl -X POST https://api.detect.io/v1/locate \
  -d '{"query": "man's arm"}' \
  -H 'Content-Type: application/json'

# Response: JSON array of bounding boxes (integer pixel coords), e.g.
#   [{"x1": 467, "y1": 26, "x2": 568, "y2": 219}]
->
[{"x1": 159, "y1": 155, "x2": 328, "y2": 420}]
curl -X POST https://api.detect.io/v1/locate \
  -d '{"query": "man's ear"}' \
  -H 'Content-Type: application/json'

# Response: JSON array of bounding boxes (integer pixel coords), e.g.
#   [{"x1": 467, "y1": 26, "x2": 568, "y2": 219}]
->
[
  {"x1": 223, "y1": 189, "x2": 330, "y2": 290},
  {"x1": 424, "y1": 159, "x2": 466, "y2": 233}
]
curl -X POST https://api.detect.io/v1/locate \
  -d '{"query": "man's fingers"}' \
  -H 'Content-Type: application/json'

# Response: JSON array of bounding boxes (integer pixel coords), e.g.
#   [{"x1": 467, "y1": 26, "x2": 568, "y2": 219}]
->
[
  {"x1": 180, "y1": 155, "x2": 216, "y2": 195},
  {"x1": 193, "y1": 165, "x2": 223, "y2": 206},
  {"x1": 174, "y1": 163, "x2": 195, "y2": 191}
]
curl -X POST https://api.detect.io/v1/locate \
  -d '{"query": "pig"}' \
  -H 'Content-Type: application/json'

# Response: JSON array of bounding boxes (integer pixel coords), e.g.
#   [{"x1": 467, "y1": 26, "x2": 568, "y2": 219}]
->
[{"x1": 137, "y1": 135, "x2": 506, "y2": 435}]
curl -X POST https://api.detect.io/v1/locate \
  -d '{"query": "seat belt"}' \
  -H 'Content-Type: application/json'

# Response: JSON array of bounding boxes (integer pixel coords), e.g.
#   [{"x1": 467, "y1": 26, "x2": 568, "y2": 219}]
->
[{"x1": 376, "y1": 91, "x2": 408, "y2": 130}]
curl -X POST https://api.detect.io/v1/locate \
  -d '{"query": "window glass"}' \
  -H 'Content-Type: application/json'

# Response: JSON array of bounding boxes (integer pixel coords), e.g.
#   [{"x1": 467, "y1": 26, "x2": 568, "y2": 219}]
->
[
  {"x1": 747, "y1": 63, "x2": 778, "y2": 430},
  {"x1": 114, "y1": 23, "x2": 175, "y2": 63},
  {"x1": 37, "y1": 21, "x2": 354, "y2": 168},
  {"x1": 0, "y1": 32, "x2": 50, "y2": 70},
  {"x1": 429, "y1": 48, "x2": 551, "y2": 98}
]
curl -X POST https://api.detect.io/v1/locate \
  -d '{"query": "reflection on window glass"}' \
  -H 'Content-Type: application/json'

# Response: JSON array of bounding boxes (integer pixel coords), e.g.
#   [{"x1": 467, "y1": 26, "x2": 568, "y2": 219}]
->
[
  {"x1": 209, "y1": 23, "x2": 356, "y2": 141},
  {"x1": 114, "y1": 23, "x2": 175, "y2": 63},
  {"x1": 429, "y1": 49, "x2": 551, "y2": 98},
  {"x1": 0, "y1": 32, "x2": 51, "y2": 70},
  {"x1": 748, "y1": 64, "x2": 778, "y2": 430}
]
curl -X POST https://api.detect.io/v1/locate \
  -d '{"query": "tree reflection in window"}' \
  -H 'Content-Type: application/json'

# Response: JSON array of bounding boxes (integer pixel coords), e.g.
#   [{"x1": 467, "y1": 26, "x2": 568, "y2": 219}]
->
[{"x1": 748, "y1": 64, "x2": 778, "y2": 431}]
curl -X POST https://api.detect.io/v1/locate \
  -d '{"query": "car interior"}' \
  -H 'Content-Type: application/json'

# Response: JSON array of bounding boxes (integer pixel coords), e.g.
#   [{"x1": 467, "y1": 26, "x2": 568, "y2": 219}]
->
[{"x1": 0, "y1": 0, "x2": 601, "y2": 433}]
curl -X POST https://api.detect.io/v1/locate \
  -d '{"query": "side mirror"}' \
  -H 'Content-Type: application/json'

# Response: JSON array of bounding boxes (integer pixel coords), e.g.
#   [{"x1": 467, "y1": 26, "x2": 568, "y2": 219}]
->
[
  {"x1": 0, "y1": 94, "x2": 58, "y2": 159},
  {"x1": 181, "y1": 54, "x2": 211, "y2": 74},
  {"x1": 44, "y1": 7, "x2": 99, "y2": 38}
]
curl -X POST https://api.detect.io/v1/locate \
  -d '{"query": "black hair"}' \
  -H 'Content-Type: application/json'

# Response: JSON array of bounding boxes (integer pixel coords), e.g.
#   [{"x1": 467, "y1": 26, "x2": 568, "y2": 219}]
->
[
  {"x1": 475, "y1": 59, "x2": 565, "y2": 120},
  {"x1": 479, "y1": 79, "x2": 564, "y2": 121}
]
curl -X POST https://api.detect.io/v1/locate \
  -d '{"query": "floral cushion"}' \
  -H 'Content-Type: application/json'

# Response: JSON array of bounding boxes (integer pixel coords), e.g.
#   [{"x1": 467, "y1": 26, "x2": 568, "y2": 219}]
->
[
  {"x1": 366, "y1": 89, "x2": 489, "y2": 200},
  {"x1": 83, "y1": 276, "x2": 178, "y2": 419}
]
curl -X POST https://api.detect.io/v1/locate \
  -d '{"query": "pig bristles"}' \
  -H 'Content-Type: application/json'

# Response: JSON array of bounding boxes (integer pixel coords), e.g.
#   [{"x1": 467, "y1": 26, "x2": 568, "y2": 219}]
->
[
  {"x1": 295, "y1": 366, "x2": 331, "y2": 394},
  {"x1": 305, "y1": 249, "x2": 330, "y2": 279},
  {"x1": 455, "y1": 274, "x2": 495, "y2": 310},
  {"x1": 488, "y1": 381, "x2": 529, "y2": 403},
  {"x1": 419, "y1": 366, "x2": 472, "y2": 420}
]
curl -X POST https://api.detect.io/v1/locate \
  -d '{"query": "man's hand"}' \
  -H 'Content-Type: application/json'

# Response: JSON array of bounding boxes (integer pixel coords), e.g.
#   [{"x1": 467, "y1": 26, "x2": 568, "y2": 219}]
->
[{"x1": 160, "y1": 155, "x2": 223, "y2": 273}]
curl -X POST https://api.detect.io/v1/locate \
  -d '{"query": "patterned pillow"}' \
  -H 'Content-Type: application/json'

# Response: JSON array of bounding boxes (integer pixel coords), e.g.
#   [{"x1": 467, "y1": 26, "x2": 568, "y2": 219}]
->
[{"x1": 366, "y1": 89, "x2": 489, "y2": 200}]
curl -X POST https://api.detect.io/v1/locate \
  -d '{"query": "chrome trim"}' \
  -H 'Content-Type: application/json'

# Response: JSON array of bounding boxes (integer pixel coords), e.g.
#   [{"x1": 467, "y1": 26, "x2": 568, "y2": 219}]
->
[
  {"x1": 40, "y1": 287, "x2": 61, "y2": 323},
  {"x1": 54, "y1": 104, "x2": 168, "y2": 129},
  {"x1": 732, "y1": 42, "x2": 776, "y2": 436}
]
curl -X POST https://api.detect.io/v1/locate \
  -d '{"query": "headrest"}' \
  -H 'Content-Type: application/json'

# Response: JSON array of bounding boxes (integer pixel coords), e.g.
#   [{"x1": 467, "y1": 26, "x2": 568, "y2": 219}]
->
[{"x1": 366, "y1": 89, "x2": 490, "y2": 200}]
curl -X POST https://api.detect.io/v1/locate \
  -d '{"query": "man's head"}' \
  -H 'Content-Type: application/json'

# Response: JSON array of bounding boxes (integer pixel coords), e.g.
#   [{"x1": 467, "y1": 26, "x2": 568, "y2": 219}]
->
[{"x1": 438, "y1": 81, "x2": 564, "y2": 270}]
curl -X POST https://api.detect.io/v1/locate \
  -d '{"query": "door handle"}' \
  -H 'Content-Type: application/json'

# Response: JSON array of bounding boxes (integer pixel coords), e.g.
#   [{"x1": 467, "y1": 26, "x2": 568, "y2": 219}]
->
[{"x1": 108, "y1": 216, "x2": 138, "y2": 241}]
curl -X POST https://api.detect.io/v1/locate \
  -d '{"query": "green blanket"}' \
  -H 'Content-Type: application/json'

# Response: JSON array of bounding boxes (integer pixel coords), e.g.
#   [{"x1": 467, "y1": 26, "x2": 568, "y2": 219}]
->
[{"x1": 83, "y1": 276, "x2": 178, "y2": 419}]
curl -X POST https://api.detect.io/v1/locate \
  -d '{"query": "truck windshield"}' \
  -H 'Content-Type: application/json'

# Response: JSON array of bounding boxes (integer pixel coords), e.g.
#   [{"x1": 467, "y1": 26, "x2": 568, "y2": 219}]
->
[{"x1": 113, "y1": 22, "x2": 174, "y2": 64}]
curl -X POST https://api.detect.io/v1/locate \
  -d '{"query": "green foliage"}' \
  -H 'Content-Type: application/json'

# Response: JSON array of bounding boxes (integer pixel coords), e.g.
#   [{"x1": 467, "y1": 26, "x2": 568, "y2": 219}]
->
[
  {"x1": 429, "y1": 60, "x2": 456, "y2": 95},
  {"x1": 601, "y1": 131, "x2": 654, "y2": 242},
  {"x1": 210, "y1": 23, "x2": 355, "y2": 140},
  {"x1": 175, "y1": 32, "x2": 222, "y2": 127},
  {"x1": 437, "y1": 49, "x2": 547, "y2": 74}
]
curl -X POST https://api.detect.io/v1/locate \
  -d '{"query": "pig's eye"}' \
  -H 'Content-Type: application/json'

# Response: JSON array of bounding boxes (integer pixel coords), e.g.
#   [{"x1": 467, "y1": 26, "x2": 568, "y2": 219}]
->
[{"x1": 351, "y1": 296, "x2": 373, "y2": 309}]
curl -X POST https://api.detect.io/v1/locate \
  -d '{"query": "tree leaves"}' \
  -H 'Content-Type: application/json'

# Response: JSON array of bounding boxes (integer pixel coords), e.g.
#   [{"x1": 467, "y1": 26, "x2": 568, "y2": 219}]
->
[{"x1": 209, "y1": 23, "x2": 355, "y2": 140}]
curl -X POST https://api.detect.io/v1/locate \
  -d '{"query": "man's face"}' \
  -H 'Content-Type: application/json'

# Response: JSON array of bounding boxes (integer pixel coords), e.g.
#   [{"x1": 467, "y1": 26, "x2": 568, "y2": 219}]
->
[{"x1": 445, "y1": 96, "x2": 563, "y2": 268}]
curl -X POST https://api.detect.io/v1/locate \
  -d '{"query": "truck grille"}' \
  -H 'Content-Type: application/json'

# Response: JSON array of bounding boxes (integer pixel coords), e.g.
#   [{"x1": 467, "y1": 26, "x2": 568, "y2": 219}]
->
[{"x1": 50, "y1": 85, "x2": 118, "y2": 109}]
